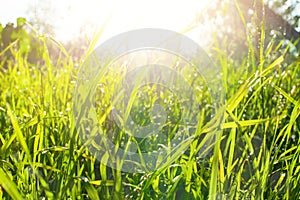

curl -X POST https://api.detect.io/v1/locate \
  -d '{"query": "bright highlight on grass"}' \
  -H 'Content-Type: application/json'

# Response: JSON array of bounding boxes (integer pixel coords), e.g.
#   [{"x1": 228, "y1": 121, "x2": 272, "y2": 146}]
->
[{"x1": 73, "y1": 28, "x2": 225, "y2": 173}]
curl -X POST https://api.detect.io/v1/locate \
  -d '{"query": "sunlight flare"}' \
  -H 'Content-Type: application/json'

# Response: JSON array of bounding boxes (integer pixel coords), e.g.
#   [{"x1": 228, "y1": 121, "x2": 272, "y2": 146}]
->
[{"x1": 49, "y1": 0, "x2": 212, "y2": 44}]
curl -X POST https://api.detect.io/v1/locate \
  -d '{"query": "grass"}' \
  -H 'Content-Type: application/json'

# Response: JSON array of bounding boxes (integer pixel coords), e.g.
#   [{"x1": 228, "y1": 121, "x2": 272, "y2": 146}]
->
[{"x1": 0, "y1": 17, "x2": 300, "y2": 200}]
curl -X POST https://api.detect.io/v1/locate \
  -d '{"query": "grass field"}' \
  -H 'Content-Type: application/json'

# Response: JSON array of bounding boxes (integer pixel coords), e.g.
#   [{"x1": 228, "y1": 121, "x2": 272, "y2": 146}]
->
[{"x1": 0, "y1": 21, "x2": 299, "y2": 200}]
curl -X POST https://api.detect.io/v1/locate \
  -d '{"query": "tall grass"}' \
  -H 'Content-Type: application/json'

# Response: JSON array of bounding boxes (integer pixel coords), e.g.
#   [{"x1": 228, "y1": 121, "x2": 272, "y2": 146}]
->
[{"x1": 0, "y1": 11, "x2": 300, "y2": 200}]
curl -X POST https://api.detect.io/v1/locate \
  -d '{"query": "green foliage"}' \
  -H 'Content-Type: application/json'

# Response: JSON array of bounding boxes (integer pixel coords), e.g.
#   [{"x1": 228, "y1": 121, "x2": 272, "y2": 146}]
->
[{"x1": 0, "y1": 9, "x2": 299, "y2": 200}]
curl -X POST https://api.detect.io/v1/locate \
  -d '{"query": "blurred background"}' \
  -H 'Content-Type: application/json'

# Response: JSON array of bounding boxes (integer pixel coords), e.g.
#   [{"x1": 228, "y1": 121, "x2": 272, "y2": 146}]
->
[{"x1": 0, "y1": 0, "x2": 299, "y2": 63}]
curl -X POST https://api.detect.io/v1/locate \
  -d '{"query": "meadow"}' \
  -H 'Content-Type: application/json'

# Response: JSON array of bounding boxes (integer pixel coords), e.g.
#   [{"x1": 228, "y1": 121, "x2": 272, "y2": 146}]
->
[{"x1": 0, "y1": 16, "x2": 299, "y2": 200}]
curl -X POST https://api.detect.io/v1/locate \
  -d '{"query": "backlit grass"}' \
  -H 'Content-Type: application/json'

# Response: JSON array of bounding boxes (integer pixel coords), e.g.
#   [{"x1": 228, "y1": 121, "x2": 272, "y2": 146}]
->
[{"x1": 0, "y1": 22, "x2": 299, "y2": 200}]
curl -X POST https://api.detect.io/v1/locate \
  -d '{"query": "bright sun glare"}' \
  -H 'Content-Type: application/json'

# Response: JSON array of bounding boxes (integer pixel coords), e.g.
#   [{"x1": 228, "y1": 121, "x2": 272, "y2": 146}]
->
[{"x1": 49, "y1": 0, "x2": 212, "y2": 45}]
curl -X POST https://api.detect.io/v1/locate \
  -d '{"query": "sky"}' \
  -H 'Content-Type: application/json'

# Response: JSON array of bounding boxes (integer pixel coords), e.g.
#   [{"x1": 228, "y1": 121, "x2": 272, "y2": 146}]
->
[
  {"x1": 0, "y1": 0, "x2": 214, "y2": 46},
  {"x1": 0, "y1": 0, "x2": 31, "y2": 25}
]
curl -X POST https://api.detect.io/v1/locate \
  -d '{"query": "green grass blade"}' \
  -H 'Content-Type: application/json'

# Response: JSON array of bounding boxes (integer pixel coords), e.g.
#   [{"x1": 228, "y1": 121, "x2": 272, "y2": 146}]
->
[
  {"x1": 6, "y1": 104, "x2": 32, "y2": 162},
  {"x1": 0, "y1": 168, "x2": 24, "y2": 200}
]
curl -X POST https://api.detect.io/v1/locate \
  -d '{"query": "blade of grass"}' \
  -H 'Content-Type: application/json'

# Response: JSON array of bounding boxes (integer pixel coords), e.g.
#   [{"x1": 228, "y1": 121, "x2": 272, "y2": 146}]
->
[
  {"x1": 0, "y1": 168, "x2": 24, "y2": 200},
  {"x1": 6, "y1": 103, "x2": 32, "y2": 162}
]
